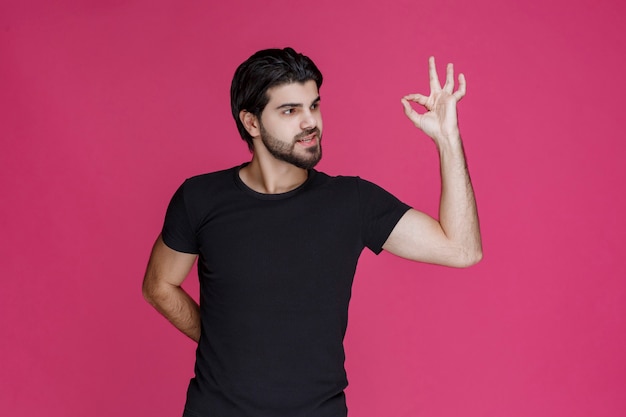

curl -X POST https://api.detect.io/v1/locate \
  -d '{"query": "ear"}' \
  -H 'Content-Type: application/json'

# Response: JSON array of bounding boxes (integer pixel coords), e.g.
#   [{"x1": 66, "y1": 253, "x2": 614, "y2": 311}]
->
[{"x1": 239, "y1": 110, "x2": 260, "y2": 138}]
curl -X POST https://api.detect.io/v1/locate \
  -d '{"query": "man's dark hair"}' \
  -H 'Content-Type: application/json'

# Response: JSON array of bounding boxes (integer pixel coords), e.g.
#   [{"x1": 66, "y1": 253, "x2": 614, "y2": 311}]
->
[{"x1": 230, "y1": 47, "x2": 323, "y2": 151}]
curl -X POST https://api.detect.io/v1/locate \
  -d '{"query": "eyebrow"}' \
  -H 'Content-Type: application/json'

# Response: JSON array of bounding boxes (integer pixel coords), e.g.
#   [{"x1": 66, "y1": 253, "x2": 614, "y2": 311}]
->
[{"x1": 274, "y1": 96, "x2": 321, "y2": 110}]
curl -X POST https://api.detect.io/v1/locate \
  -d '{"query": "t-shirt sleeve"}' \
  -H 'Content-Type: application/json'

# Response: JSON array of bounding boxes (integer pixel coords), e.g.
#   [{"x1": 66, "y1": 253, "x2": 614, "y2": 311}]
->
[
  {"x1": 161, "y1": 181, "x2": 199, "y2": 254},
  {"x1": 358, "y1": 178, "x2": 411, "y2": 254}
]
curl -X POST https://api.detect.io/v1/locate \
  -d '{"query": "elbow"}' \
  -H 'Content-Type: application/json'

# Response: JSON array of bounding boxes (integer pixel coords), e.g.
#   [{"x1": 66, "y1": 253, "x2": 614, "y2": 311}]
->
[
  {"x1": 466, "y1": 249, "x2": 483, "y2": 267},
  {"x1": 457, "y1": 247, "x2": 483, "y2": 268},
  {"x1": 142, "y1": 277, "x2": 161, "y2": 307},
  {"x1": 142, "y1": 275, "x2": 178, "y2": 309},
  {"x1": 142, "y1": 281, "x2": 154, "y2": 305},
  {"x1": 444, "y1": 245, "x2": 482, "y2": 268}
]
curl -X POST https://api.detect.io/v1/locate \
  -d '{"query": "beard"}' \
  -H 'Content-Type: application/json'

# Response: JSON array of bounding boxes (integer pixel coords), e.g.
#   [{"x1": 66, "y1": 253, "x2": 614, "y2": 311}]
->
[{"x1": 259, "y1": 123, "x2": 322, "y2": 170}]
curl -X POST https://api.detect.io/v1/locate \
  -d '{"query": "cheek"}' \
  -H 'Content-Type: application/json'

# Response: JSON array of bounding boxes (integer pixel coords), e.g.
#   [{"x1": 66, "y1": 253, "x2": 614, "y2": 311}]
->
[{"x1": 260, "y1": 116, "x2": 286, "y2": 137}]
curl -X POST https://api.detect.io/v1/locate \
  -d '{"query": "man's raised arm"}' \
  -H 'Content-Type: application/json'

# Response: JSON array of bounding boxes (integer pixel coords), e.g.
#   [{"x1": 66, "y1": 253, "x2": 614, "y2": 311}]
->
[{"x1": 383, "y1": 57, "x2": 482, "y2": 268}]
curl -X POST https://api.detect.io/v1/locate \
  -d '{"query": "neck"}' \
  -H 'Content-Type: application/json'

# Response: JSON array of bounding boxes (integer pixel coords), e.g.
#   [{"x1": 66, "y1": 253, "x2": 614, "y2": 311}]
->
[{"x1": 239, "y1": 153, "x2": 309, "y2": 194}]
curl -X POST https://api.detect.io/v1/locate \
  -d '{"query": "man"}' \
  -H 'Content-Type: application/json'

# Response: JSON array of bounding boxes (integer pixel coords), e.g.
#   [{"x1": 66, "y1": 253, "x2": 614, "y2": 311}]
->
[{"x1": 143, "y1": 47, "x2": 482, "y2": 417}]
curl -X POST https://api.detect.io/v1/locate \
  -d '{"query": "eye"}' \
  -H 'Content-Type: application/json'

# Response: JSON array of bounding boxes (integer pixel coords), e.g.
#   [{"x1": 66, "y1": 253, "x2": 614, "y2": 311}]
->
[
  {"x1": 283, "y1": 108, "x2": 296, "y2": 115},
  {"x1": 311, "y1": 102, "x2": 320, "y2": 110}
]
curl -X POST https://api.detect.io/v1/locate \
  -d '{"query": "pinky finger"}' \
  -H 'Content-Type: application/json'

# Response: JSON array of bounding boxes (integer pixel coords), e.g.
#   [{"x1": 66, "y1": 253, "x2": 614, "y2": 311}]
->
[{"x1": 453, "y1": 73, "x2": 467, "y2": 100}]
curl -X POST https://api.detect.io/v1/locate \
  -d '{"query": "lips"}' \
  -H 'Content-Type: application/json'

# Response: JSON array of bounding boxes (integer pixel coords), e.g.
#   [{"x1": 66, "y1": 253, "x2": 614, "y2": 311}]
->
[
  {"x1": 297, "y1": 134, "x2": 318, "y2": 148},
  {"x1": 298, "y1": 134, "x2": 317, "y2": 143},
  {"x1": 295, "y1": 128, "x2": 320, "y2": 146}
]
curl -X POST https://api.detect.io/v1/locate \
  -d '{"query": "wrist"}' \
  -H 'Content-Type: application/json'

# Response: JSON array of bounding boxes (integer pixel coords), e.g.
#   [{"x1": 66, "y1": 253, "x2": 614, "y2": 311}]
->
[{"x1": 434, "y1": 131, "x2": 462, "y2": 151}]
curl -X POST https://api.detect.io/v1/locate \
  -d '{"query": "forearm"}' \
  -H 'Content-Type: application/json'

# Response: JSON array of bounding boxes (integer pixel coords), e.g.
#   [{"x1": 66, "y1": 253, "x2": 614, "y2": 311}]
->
[
  {"x1": 392, "y1": 57, "x2": 481, "y2": 267},
  {"x1": 143, "y1": 281, "x2": 201, "y2": 343},
  {"x1": 437, "y1": 134, "x2": 482, "y2": 265}
]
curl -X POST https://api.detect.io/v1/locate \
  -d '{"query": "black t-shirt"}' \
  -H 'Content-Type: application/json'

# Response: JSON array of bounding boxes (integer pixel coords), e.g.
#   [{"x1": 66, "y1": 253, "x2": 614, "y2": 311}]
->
[{"x1": 162, "y1": 165, "x2": 411, "y2": 417}]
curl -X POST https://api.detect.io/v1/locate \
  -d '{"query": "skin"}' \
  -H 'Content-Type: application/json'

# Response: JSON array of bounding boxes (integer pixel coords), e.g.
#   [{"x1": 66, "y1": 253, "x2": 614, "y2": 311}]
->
[
  {"x1": 387, "y1": 57, "x2": 482, "y2": 267},
  {"x1": 258, "y1": 85, "x2": 322, "y2": 171},
  {"x1": 239, "y1": 80, "x2": 323, "y2": 194},
  {"x1": 142, "y1": 57, "x2": 482, "y2": 342}
]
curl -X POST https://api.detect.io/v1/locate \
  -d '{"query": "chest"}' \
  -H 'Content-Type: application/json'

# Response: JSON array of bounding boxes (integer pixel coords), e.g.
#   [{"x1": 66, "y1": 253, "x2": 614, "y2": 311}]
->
[{"x1": 192, "y1": 189, "x2": 364, "y2": 309}]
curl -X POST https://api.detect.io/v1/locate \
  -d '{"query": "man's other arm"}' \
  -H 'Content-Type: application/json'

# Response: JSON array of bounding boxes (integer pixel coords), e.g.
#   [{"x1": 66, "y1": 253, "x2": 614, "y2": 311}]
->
[
  {"x1": 383, "y1": 57, "x2": 482, "y2": 268},
  {"x1": 142, "y1": 235, "x2": 200, "y2": 342}
]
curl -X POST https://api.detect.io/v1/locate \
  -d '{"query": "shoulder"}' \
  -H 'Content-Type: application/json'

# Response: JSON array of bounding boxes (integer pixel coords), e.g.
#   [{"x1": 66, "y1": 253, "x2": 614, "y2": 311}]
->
[
  {"x1": 166, "y1": 165, "x2": 242, "y2": 225},
  {"x1": 305, "y1": 171, "x2": 361, "y2": 198},
  {"x1": 310, "y1": 170, "x2": 364, "y2": 188},
  {"x1": 177, "y1": 165, "x2": 240, "y2": 196},
  {"x1": 167, "y1": 166, "x2": 241, "y2": 215},
  {"x1": 310, "y1": 170, "x2": 395, "y2": 197},
  {"x1": 184, "y1": 166, "x2": 238, "y2": 187}
]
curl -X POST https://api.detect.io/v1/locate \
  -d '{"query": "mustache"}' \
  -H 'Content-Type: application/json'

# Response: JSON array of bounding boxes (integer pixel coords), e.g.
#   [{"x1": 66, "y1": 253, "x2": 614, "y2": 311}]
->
[{"x1": 294, "y1": 127, "x2": 321, "y2": 141}]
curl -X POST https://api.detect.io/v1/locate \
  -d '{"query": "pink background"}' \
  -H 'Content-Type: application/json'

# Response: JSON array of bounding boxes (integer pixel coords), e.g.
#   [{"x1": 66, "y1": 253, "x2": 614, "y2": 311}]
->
[{"x1": 1, "y1": 0, "x2": 625, "y2": 416}]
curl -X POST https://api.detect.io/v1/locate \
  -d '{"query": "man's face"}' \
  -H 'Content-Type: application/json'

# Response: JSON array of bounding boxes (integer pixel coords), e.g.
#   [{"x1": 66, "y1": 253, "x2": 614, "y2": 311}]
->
[{"x1": 258, "y1": 80, "x2": 323, "y2": 169}]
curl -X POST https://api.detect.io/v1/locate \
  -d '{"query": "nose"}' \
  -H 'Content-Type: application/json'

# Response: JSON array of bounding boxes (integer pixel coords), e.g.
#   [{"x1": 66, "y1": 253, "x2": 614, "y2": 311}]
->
[{"x1": 300, "y1": 109, "x2": 317, "y2": 131}]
